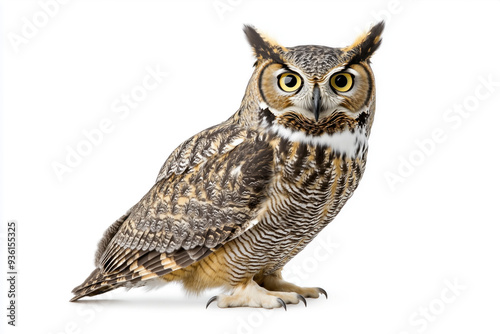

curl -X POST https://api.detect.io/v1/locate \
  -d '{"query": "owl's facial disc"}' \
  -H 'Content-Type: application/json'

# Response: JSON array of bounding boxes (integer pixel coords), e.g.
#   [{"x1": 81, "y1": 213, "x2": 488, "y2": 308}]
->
[
  {"x1": 259, "y1": 63, "x2": 370, "y2": 123},
  {"x1": 244, "y1": 22, "x2": 383, "y2": 137}
]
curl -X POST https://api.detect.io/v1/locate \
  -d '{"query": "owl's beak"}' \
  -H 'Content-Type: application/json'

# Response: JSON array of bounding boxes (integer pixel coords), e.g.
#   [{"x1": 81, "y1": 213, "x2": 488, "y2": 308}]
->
[{"x1": 312, "y1": 85, "x2": 322, "y2": 122}]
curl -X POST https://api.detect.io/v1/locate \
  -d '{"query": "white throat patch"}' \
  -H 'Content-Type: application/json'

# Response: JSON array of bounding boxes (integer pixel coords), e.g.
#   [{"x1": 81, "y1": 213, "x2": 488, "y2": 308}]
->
[{"x1": 270, "y1": 123, "x2": 368, "y2": 158}]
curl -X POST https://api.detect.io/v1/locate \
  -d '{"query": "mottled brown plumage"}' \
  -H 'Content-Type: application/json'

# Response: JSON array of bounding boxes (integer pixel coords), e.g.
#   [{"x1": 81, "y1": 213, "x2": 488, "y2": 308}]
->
[{"x1": 71, "y1": 22, "x2": 384, "y2": 308}]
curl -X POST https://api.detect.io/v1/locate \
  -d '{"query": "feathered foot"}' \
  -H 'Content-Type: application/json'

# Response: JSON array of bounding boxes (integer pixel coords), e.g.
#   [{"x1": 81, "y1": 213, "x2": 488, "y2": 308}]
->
[{"x1": 206, "y1": 279, "x2": 306, "y2": 310}]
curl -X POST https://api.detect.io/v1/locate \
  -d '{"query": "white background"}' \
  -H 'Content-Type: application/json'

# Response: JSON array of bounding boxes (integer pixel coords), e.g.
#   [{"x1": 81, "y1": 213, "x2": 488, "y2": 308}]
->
[{"x1": 1, "y1": 1, "x2": 500, "y2": 333}]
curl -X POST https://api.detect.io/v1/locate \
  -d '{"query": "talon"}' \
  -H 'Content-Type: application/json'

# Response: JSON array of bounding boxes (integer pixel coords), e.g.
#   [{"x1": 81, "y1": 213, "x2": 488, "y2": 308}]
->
[
  {"x1": 206, "y1": 296, "x2": 218, "y2": 309},
  {"x1": 317, "y1": 287, "x2": 328, "y2": 299},
  {"x1": 277, "y1": 298, "x2": 287, "y2": 311},
  {"x1": 297, "y1": 294, "x2": 307, "y2": 307}
]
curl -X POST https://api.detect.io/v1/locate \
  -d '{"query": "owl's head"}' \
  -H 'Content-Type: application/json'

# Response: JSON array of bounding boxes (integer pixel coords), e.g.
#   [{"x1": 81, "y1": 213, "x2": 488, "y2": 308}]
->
[{"x1": 240, "y1": 22, "x2": 384, "y2": 141}]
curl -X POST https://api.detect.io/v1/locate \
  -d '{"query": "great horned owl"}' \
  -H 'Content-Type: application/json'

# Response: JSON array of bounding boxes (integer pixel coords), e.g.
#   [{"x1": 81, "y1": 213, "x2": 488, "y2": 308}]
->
[{"x1": 71, "y1": 22, "x2": 384, "y2": 309}]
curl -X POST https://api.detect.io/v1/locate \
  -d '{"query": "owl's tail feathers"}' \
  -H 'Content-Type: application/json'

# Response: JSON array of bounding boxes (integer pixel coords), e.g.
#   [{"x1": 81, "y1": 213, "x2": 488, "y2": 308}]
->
[{"x1": 70, "y1": 268, "x2": 123, "y2": 302}]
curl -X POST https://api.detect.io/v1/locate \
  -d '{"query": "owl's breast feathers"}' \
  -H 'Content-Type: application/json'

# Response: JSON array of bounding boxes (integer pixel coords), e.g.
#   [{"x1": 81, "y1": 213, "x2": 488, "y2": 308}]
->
[{"x1": 249, "y1": 110, "x2": 368, "y2": 274}]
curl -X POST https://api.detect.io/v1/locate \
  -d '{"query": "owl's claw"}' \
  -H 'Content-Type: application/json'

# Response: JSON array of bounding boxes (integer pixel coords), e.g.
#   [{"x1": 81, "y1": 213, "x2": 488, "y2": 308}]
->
[
  {"x1": 317, "y1": 287, "x2": 328, "y2": 299},
  {"x1": 297, "y1": 294, "x2": 307, "y2": 307},
  {"x1": 277, "y1": 298, "x2": 287, "y2": 311},
  {"x1": 206, "y1": 296, "x2": 218, "y2": 309}
]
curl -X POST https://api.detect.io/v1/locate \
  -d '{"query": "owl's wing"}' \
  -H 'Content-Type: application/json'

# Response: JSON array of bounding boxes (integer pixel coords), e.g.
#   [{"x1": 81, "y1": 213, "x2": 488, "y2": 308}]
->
[
  {"x1": 94, "y1": 121, "x2": 274, "y2": 287},
  {"x1": 155, "y1": 120, "x2": 246, "y2": 183}
]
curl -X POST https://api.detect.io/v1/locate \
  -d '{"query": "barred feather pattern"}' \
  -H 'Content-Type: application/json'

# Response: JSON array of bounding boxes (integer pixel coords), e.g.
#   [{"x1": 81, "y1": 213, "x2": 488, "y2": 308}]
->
[{"x1": 218, "y1": 135, "x2": 366, "y2": 284}]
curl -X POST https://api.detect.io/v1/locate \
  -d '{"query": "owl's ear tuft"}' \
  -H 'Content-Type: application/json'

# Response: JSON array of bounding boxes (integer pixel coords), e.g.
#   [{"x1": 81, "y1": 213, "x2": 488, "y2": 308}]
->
[
  {"x1": 344, "y1": 21, "x2": 385, "y2": 64},
  {"x1": 243, "y1": 25, "x2": 286, "y2": 65}
]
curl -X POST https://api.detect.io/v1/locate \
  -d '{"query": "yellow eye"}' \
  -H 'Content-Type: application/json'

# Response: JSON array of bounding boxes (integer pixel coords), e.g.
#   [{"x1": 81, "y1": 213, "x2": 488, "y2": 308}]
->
[
  {"x1": 330, "y1": 72, "x2": 354, "y2": 92},
  {"x1": 278, "y1": 72, "x2": 302, "y2": 92}
]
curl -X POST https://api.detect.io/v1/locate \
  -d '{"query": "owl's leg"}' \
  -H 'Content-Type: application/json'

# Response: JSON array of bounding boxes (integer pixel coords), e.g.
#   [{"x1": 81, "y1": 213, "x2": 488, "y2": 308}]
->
[
  {"x1": 206, "y1": 278, "x2": 306, "y2": 309},
  {"x1": 257, "y1": 270, "x2": 328, "y2": 299}
]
